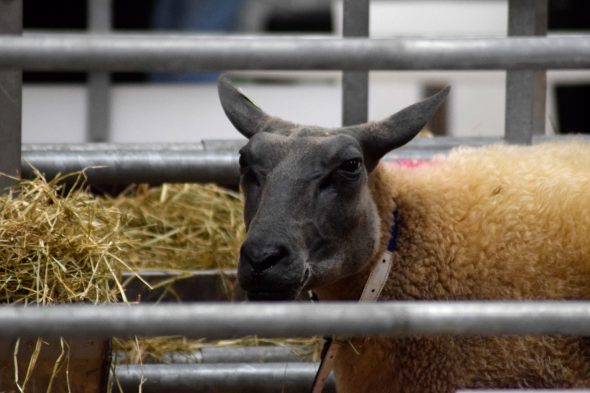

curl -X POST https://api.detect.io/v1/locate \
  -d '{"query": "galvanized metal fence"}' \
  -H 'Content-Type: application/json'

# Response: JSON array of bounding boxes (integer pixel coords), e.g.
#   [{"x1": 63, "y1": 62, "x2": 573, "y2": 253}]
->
[
  {"x1": 2, "y1": 0, "x2": 590, "y2": 189},
  {"x1": 1, "y1": 0, "x2": 590, "y2": 392},
  {"x1": 2, "y1": 302, "x2": 590, "y2": 339}
]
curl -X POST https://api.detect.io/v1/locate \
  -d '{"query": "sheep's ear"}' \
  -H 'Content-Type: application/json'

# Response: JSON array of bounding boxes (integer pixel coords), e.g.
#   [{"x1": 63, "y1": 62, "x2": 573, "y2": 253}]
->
[
  {"x1": 347, "y1": 86, "x2": 450, "y2": 170},
  {"x1": 217, "y1": 75, "x2": 294, "y2": 139}
]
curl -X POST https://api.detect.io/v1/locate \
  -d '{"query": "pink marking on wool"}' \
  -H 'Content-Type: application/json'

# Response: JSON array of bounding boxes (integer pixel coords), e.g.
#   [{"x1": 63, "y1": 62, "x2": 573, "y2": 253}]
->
[{"x1": 386, "y1": 159, "x2": 432, "y2": 168}]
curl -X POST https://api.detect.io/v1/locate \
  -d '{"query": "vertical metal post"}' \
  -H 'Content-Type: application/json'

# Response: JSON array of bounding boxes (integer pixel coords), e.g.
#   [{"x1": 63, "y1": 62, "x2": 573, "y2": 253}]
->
[
  {"x1": 0, "y1": 0, "x2": 22, "y2": 189},
  {"x1": 342, "y1": 0, "x2": 369, "y2": 126},
  {"x1": 504, "y1": 0, "x2": 547, "y2": 144},
  {"x1": 87, "y1": 0, "x2": 112, "y2": 142}
]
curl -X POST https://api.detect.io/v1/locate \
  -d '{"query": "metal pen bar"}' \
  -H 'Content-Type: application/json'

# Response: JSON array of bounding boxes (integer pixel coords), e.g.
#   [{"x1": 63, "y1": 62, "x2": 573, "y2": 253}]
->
[
  {"x1": 21, "y1": 144, "x2": 239, "y2": 184},
  {"x1": 342, "y1": 0, "x2": 369, "y2": 126},
  {"x1": 1, "y1": 302, "x2": 590, "y2": 339},
  {"x1": 87, "y1": 74, "x2": 110, "y2": 142},
  {"x1": 156, "y1": 346, "x2": 313, "y2": 364},
  {"x1": 504, "y1": 0, "x2": 548, "y2": 144},
  {"x1": 87, "y1": 0, "x2": 112, "y2": 142},
  {"x1": 20, "y1": 135, "x2": 589, "y2": 185},
  {"x1": 0, "y1": 0, "x2": 22, "y2": 189},
  {"x1": 1, "y1": 35, "x2": 590, "y2": 71},
  {"x1": 114, "y1": 363, "x2": 336, "y2": 393}
]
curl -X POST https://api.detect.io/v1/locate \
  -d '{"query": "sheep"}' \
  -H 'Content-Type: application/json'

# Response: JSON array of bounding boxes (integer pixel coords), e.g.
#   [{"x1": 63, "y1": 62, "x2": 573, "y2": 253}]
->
[{"x1": 217, "y1": 75, "x2": 590, "y2": 393}]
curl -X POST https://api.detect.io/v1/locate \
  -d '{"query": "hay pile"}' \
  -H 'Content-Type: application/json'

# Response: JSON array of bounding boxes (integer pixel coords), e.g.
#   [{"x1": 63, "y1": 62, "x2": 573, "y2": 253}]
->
[
  {"x1": 0, "y1": 172, "x2": 128, "y2": 304},
  {"x1": 0, "y1": 173, "x2": 245, "y2": 304},
  {"x1": 108, "y1": 183, "x2": 244, "y2": 272}
]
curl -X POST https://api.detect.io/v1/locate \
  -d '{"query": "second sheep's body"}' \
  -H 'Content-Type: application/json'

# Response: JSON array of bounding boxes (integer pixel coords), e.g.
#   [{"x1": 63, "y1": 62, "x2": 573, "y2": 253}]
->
[{"x1": 323, "y1": 141, "x2": 590, "y2": 392}]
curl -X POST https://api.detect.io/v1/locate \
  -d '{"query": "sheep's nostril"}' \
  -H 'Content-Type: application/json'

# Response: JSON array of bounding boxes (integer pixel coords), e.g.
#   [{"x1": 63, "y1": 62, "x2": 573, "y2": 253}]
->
[{"x1": 241, "y1": 242, "x2": 289, "y2": 272}]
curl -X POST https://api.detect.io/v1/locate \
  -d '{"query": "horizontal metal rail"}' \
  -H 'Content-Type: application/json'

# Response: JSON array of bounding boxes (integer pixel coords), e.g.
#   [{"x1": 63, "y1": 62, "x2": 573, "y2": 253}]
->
[
  {"x1": 21, "y1": 136, "x2": 589, "y2": 184},
  {"x1": 22, "y1": 143, "x2": 238, "y2": 184},
  {"x1": 113, "y1": 365, "x2": 590, "y2": 393},
  {"x1": 152, "y1": 346, "x2": 313, "y2": 364},
  {"x1": 1, "y1": 34, "x2": 590, "y2": 71},
  {"x1": 114, "y1": 363, "x2": 335, "y2": 393},
  {"x1": 1, "y1": 302, "x2": 590, "y2": 339}
]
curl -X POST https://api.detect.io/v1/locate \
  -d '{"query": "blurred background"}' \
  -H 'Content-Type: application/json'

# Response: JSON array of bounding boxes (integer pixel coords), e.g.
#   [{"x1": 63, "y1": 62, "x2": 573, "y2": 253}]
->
[{"x1": 21, "y1": 0, "x2": 590, "y2": 143}]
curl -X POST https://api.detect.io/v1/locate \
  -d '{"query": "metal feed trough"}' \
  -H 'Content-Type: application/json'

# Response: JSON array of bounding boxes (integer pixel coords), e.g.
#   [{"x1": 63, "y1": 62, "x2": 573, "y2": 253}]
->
[
  {"x1": 0, "y1": 338, "x2": 110, "y2": 393},
  {"x1": 1, "y1": 0, "x2": 590, "y2": 392}
]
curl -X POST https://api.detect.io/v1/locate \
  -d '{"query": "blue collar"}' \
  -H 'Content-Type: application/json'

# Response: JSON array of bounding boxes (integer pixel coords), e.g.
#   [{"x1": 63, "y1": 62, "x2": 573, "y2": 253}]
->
[{"x1": 387, "y1": 209, "x2": 400, "y2": 252}]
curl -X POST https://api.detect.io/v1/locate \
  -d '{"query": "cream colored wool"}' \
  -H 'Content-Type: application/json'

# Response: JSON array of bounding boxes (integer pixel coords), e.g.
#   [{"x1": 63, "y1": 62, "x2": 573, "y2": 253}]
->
[{"x1": 316, "y1": 141, "x2": 590, "y2": 393}]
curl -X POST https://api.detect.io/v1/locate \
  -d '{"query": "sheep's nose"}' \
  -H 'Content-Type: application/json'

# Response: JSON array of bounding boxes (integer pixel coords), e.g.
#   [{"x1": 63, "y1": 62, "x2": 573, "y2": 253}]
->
[{"x1": 240, "y1": 240, "x2": 290, "y2": 273}]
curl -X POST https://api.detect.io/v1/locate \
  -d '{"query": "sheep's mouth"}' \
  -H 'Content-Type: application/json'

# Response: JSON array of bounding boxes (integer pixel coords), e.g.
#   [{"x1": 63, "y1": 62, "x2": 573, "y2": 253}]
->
[
  {"x1": 244, "y1": 267, "x2": 310, "y2": 302},
  {"x1": 247, "y1": 289, "x2": 299, "y2": 301}
]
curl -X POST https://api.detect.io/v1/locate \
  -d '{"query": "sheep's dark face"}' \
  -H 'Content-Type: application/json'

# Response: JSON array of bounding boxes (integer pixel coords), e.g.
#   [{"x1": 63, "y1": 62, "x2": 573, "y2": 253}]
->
[
  {"x1": 237, "y1": 131, "x2": 381, "y2": 300},
  {"x1": 218, "y1": 76, "x2": 448, "y2": 301}
]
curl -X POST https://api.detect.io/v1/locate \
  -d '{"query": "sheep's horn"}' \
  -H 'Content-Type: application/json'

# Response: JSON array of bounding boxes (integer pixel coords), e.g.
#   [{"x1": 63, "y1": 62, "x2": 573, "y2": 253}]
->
[
  {"x1": 217, "y1": 75, "x2": 295, "y2": 139},
  {"x1": 347, "y1": 86, "x2": 450, "y2": 170}
]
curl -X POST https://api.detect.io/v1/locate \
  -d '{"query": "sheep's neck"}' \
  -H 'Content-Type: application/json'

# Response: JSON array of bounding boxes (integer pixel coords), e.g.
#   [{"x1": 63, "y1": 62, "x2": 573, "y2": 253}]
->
[{"x1": 314, "y1": 165, "x2": 396, "y2": 301}]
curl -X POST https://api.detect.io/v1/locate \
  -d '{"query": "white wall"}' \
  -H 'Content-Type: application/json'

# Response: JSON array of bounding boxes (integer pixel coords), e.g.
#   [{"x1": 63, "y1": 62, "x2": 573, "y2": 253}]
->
[
  {"x1": 334, "y1": 0, "x2": 507, "y2": 37},
  {"x1": 25, "y1": 70, "x2": 590, "y2": 143}
]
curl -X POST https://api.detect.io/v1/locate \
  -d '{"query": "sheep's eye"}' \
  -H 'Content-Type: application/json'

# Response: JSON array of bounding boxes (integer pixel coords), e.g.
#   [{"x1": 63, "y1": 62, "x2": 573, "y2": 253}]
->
[{"x1": 339, "y1": 158, "x2": 362, "y2": 173}]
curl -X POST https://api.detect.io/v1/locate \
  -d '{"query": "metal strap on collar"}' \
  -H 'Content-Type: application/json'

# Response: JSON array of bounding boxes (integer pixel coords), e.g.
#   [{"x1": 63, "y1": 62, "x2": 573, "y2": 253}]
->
[{"x1": 310, "y1": 210, "x2": 398, "y2": 393}]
